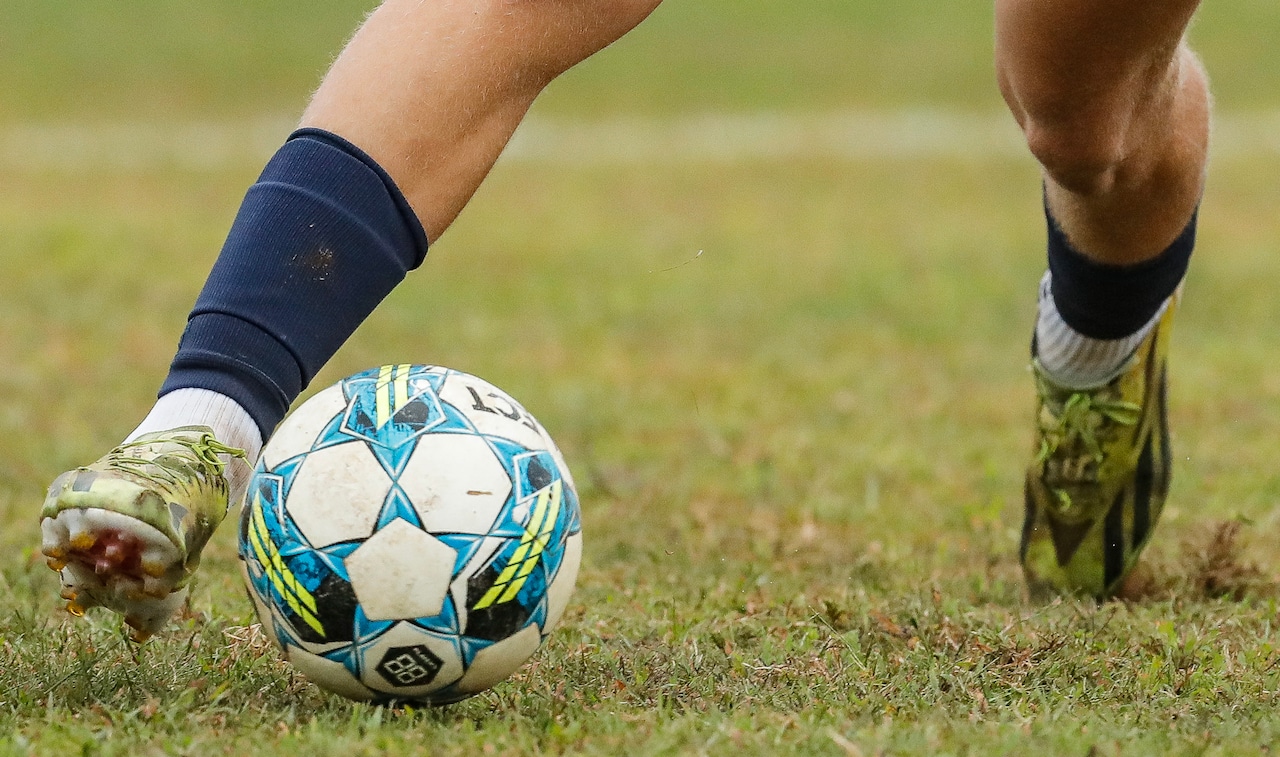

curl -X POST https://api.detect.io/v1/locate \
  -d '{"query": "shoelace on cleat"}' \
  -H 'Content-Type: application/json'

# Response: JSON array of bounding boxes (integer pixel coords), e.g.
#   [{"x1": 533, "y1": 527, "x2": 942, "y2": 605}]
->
[
  {"x1": 1034, "y1": 372, "x2": 1141, "y2": 513},
  {"x1": 106, "y1": 432, "x2": 246, "y2": 492}
]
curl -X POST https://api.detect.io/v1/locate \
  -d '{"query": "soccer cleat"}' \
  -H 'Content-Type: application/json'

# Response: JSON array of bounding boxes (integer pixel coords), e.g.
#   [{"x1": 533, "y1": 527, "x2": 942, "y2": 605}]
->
[
  {"x1": 40, "y1": 426, "x2": 245, "y2": 640},
  {"x1": 1022, "y1": 303, "x2": 1175, "y2": 600}
]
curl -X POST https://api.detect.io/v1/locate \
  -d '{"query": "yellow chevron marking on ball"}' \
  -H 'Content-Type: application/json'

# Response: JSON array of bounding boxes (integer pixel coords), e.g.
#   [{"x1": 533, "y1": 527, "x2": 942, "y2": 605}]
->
[
  {"x1": 375, "y1": 364, "x2": 393, "y2": 429},
  {"x1": 251, "y1": 524, "x2": 323, "y2": 635},
  {"x1": 250, "y1": 509, "x2": 320, "y2": 632},
  {"x1": 473, "y1": 480, "x2": 563, "y2": 611},
  {"x1": 374, "y1": 364, "x2": 414, "y2": 429},
  {"x1": 393, "y1": 363, "x2": 411, "y2": 414},
  {"x1": 250, "y1": 497, "x2": 324, "y2": 637},
  {"x1": 251, "y1": 502, "x2": 317, "y2": 614}
]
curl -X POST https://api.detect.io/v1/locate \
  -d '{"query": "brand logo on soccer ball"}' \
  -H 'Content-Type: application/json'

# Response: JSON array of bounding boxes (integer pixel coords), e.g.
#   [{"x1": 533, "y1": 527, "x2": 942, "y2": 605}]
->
[{"x1": 375, "y1": 644, "x2": 445, "y2": 687}]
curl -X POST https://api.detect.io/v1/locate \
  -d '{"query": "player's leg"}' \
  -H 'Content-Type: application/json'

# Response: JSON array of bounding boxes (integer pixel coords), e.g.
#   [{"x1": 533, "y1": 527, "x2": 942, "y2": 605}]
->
[
  {"x1": 995, "y1": 0, "x2": 1209, "y2": 598},
  {"x1": 41, "y1": 0, "x2": 662, "y2": 639},
  {"x1": 302, "y1": 0, "x2": 665, "y2": 240}
]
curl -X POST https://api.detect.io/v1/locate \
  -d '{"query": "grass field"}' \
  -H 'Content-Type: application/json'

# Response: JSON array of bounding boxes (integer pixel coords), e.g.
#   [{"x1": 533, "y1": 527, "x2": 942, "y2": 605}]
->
[{"x1": 5, "y1": 1, "x2": 1280, "y2": 754}]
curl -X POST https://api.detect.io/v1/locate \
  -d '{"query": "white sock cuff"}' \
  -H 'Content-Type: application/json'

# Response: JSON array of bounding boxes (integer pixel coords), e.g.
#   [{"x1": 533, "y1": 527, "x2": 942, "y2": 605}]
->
[
  {"x1": 128, "y1": 389, "x2": 261, "y2": 453},
  {"x1": 127, "y1": 388, "x2": 263, "y2": 503},
  {"x1": 1035, "y1": 271, "x2": 1169, "y2": 390}
]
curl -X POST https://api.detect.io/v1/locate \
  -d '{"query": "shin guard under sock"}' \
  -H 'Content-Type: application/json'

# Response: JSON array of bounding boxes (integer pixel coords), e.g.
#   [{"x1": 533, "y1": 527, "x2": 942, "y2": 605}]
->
[{"x1": 160, "y1": 128, "x2": 428, "y2": 438}]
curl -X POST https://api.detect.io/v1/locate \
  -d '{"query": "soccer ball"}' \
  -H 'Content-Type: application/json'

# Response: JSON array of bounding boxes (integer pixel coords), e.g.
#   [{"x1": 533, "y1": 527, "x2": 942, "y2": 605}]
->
[{"x1": 238, "y1": 364, "x2": 582, "y2": 705}]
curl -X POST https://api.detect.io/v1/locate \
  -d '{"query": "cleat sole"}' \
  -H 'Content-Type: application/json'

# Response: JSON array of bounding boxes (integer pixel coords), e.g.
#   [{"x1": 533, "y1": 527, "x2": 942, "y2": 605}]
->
[
  {"x1": 142, "y1": 575, "x2": 171, "y2": 598},
  {"x1": 40, "y1": 507, "x2": 185, "y2": 638},
  {"x1": 38, "y1": 425, "x2": 239, "y2": 640}
]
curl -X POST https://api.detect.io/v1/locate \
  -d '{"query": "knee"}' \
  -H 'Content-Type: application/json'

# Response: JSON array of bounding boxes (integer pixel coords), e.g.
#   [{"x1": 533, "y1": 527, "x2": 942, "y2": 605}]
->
[
  {"x1": 998, "y1": 69, "x2": 1131, "y2": 196},
  {"x1": 997, "y1": 46, "x2": 1203, "y2": 198},
  {"x1": 1022, "y1": 114, "x2": 1129, "y2": 197}
]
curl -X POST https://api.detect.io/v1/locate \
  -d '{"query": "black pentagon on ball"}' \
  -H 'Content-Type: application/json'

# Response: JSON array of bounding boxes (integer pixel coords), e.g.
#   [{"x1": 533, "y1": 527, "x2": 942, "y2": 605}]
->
[
  {"x1": 376, "y1": 644, "x2": 445, "y2": 688},
  {"x1": 465, "y1": 600, "x2": 532, "y2": 643},
  {"x1": 392, "y1": 398, "x2": 431, "y2": 427},
  {"x1": 464, "y1": 565, "x2": 535, "y2": 642},
  {"x1": 524, "y1": 456, "x2": 553, "y2": 491},
  {"x1": 287, "y1": 573, "x2": 360, "y2": 645}
]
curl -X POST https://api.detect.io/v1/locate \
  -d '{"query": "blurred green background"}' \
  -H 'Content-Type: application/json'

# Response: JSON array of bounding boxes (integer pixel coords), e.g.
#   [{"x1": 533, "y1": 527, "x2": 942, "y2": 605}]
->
[
  {"x1": 0, "y1": 0, "x2": 1275, "y2": 121},
  {"x1": 5, "y1": 2, "x2": 1280, "y2": 754}
]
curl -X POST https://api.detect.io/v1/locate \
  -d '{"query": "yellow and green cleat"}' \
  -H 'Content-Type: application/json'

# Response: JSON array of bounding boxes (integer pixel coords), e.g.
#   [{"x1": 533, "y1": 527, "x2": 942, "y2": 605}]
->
[
  {"x1": 1022, "y1": 303, "x2": 1176, "y2": 600},
  {"x1": 40, "y1": 426, "x2": 245, "y2": 640}
]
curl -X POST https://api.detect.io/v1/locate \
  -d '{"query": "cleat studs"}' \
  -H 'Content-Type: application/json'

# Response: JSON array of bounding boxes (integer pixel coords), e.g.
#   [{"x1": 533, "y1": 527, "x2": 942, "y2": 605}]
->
[
  {"x1": 104, "y1": 542, "x2": 125, "y2": 561},
  {"x1": 41, "y1": 545, "x2": 67, "y2": 559},
  {"x1": 46, "y1": 558, "x2": 68, "y2": 572},
  {"x1": 69, "y1": 532, "x2": 96, "y2": 550},
  {"x1": 141, "y1": 560, "x2": 168, "y2": 578},
  {"x1": 66, "y1": 600, "x2": 86, "y2": 617},
  {"x1": 94, "y1": 559, "x2": 114, "y2": 575},
  {"x1": 124, "y1": 617, "x2": 153, "y2": 643},
  {"x1": 142, "y1": 574, "x2": 172, "y2": 598},
  {"x1": 59, "y1": 587, "x2": 77, "y2": 601}
]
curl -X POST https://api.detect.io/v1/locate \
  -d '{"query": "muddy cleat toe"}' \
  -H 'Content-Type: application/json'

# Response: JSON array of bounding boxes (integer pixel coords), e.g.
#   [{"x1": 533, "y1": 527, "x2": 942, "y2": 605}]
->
[
  {"x1": 40, "y1": 426, "x2": 245, "y2": 640},
  {"x1": 1022, "y1": 303, "x2": 1175, "y2": 600}
]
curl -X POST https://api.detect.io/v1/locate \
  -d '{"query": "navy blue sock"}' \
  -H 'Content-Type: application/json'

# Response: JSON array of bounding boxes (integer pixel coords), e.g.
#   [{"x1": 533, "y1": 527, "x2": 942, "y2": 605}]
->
[
  {"x1": 1046, "y1": 202, "x2": 1196, "y2": 340},
  {"x1": 160, "y1": 128, "x2": 429, "y2": 437}
]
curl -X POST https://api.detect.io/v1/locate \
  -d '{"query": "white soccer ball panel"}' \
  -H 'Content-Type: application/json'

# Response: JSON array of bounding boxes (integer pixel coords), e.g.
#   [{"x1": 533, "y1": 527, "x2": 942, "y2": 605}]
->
[
  {"x1": 286, "y1": 442, "x2": 391, "y2": 548},
  {"x1": 287, "y1": 647, "x2": 376, "y2": 701},
  {"x1": 399, "y1": 435, "x2": 513, "y2": 535},
  {"x1": 453, "y1": 625, "x2": 542, "y2": 695},
  {"x1": 346, "y1": 519, "x2": 456, "y2": 621},
  {"x1": 262, "y1": 384, "x2": 349, "y2": 469},
  {"x1": 359, "y1": 622, "x2": 464, "y2": 698},
  {"x1": 543, "y1": 531, "x2": 583, "y2": 633},
  {"x1": 438, "y1": 373, "x2": 546, "y2": 449}
]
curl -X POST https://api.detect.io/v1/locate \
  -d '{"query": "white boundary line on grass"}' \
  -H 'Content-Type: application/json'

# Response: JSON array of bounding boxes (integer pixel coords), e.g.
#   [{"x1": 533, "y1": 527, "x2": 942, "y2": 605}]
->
[{"x1": 3, "y1": 110, "x2": 1280, "y2": 171}]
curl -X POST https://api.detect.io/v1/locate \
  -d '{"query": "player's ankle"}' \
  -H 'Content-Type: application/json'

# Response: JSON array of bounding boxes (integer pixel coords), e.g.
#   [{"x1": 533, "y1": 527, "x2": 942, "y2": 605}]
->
[
  {"x1": 127, "y1": 388, "x2": 262, "y2": 503},
  {"x1": 1034, "y1": 202, "x2": 1195, "y2": 388}
]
